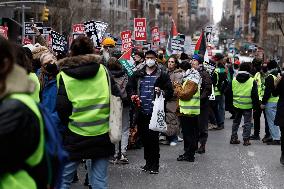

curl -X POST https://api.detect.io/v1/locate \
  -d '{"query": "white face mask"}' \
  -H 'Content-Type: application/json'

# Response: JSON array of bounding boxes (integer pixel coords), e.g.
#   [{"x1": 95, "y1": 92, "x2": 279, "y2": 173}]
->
[{"x1": 146, "y1": 59, "x2": 156, "y2": 67}]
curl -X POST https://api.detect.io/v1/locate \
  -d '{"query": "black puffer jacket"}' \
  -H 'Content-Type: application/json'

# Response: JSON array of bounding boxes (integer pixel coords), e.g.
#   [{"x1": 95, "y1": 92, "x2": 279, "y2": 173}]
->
[
  {"x1": 198, "y1": 65, "x2": 212, "y2": 101},
  {"x1": 56, "y1": 54, "x2": 117, "y2": 161},
  {"x1": 262, "y1": 70, "x2": 278, "y2": 105}
]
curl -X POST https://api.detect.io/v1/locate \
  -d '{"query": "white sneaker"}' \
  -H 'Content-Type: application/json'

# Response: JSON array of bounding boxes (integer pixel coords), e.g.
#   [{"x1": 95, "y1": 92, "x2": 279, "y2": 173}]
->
[
  {"x1": 177, "y1": 136, "x2": 183, "y2": 142},
  {"x1": 170, "y1": 141, "x2": 177, "y2": 146}
]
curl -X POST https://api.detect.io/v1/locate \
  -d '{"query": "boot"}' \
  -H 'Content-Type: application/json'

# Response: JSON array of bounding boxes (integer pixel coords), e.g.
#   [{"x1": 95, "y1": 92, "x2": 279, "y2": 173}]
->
[
  {"x1": 230, "y1": 136, "x2": 240, "y2": 144},
  {"x1": 197, "y1": 144, "x2": 206, "y2": 154},
  {"x1": 243, "y1": 139, "x2": 251, "y2": 146}
]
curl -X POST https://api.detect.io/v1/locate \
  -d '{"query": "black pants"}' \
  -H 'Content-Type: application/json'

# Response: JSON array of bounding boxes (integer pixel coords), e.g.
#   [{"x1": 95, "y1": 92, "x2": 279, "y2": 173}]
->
[
  {"x1": 180, "y1": 115, "x2": 199, "y2": 157},
  {"x1": 137, "y1": 112, "x2": 160, "y2": 167},
  {"x1": 253, "y1": 107, "x2": 270, "y2": 137},
  {"x1": 280, "y1": 127, "x2": 284, "y2": 155},
  {"x1": 198, "y1": 99, "x2": 209, "y2": 145}
]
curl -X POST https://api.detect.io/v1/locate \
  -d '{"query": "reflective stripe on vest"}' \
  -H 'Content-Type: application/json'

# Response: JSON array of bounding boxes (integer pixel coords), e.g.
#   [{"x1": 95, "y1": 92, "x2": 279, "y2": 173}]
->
[
  {"x1": 254, "y1": 72, "x2": 264, "y2": 101},
  {"x1": 268, "y1": 74, "x2": 279, "y2": 103},
  {"x1": 0, "y1": 94, "x2": 44, "y2": 189},
  {"x1": 60, "y1": 64, "x2": 110, "y2": 136},
  {"x1": 179, "y1": 81, "x2": 200, "y2": 115},
  {"x1": 232, "y1": 77, "x2": 254, "y2": 109},
  {"x1": 214, "y1": 70, "x2": 221, "y2": 96}
]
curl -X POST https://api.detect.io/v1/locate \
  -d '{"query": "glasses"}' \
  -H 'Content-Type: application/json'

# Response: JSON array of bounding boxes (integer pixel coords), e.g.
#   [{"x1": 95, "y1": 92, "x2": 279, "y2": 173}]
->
[{"x1": 168, "y1": 61, "x2": 175, "y2": 63}]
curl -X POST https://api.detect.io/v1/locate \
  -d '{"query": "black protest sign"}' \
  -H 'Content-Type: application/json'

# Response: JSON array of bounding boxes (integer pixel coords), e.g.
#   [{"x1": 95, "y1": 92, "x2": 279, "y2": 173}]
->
[
  {"x1": 84, "y1": 20, "x2": 108, "y2": 47},
  {"x1": 24, "y1": 22, "x2": 43, "y2": 35},
  {"x1": 50, "y1": 31, "x2": 67, "y2": 54}
]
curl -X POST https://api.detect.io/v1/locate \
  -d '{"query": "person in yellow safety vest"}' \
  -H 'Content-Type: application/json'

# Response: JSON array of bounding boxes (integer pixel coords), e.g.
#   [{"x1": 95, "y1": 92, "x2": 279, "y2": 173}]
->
[
  {"x1": 250, "y1": 58, "x2": 271, "y2": 141},
  {"x1": 229, "y1": 62, "x2": 259, "y2": 146},
  {"x1": 174, "y1": 58, "x2": 201, "y2": 162},
  {"x1": 0, "y1": 36, "x2": 48, "y2": 189},
  {"x1": 56, "y1": 36, "x2": 117, "y2": 189},
  {"x1": 260, "y1": 60, "x2": 281, "y2": 145}
]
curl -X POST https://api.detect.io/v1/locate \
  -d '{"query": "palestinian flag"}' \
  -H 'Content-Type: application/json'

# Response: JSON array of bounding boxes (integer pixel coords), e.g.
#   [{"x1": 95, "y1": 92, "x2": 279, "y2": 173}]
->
[
  {"x1": 118, "y1": 48, "x2": 135, "y2": 76},
  {"x1": 194, "y1": 31, "x2": 206, "y2": 55},
  {"x1": 166, "y1": 18, "x2": 178, "y2": 59}
]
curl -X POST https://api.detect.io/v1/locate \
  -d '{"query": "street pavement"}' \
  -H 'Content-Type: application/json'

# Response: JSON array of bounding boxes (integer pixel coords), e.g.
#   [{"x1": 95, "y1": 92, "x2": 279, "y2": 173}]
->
[{"x1": 71, "y1": 113, "x2": 283, "y2": 189}]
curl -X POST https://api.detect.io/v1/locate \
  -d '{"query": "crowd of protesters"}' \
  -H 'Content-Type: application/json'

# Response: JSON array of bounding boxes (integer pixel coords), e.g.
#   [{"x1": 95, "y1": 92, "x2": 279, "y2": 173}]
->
[{"x1": 0, "y1": 32, "x2": 284, "y2": 189}]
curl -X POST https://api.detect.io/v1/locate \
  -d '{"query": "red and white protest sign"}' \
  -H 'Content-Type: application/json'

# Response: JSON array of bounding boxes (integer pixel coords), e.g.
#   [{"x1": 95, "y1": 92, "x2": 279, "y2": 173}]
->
[
  {"x1": 151, "y1": 26, "x2": 160, "y2": 44},
  {"x1": 120, "y1": 30, "x2": 132, "y2": 51},
  {"x1": 134, "y1": 18, "x2": 147, "y2": 41},
  {"x1": 23, "y1": 37, "x2": 32, "y2": 45},
  {"x1": 0, "y1": 26, "x2": 8, "y2": 39},
  {"x1": 72, "y1": 24, "x2": 85, "y2": 39}
]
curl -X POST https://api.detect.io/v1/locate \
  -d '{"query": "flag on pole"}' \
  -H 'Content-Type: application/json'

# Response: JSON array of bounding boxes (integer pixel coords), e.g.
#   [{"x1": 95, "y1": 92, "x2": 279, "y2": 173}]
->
[
  {"x1": 194, "y1": 30, "x2": 206, "y2": 55},
  {"x1": 166, "y1": 18, "x2": 178, "y2": 59},
  {"x1": 118, "y1": 48, "x2": 135, "y2": 76}
]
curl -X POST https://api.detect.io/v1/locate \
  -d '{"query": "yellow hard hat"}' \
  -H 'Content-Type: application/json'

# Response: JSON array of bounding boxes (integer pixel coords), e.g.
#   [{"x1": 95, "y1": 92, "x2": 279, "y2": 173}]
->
[{"x1": 102, "y1": 37, "x2": 116, "y2": 47}]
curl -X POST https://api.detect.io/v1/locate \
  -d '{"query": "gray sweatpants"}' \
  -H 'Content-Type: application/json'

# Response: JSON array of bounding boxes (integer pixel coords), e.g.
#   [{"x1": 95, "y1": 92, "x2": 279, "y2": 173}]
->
[{"x1": 231, "y1": 109, "x2": 252, "y2": 140}]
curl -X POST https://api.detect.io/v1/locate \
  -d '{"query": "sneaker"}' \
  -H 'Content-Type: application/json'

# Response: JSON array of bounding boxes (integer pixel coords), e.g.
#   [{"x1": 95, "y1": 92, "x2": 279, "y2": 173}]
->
[
  {"x1": 160, "y1": 140, "x2": 170, "y2": 145},
  {"x1": 266, "y1": 140, "x2": 281, "y2": 145},
  {"x1": 109, "y1": 156, "x2": 119, "y2": 164},
  {"x1": 214, "y1": 125, "x2": 224, "y2": 130},
  {"x1": 243, "y1": 139, "x2": 251, "y2": 146},
  {"x1": 149, "y1": 169, "x2": 159, "y2": 174},
  {"x1": 177, "y1": 154, "x2": 195, "y2": 162},
  {"x1": 177, "y1": 136, "x2": 184, "y2": 142},
  {"x1": 170, "y1": 141, "x2": 177, "y2": 146},
  {"x1": 140, "y1": 164, "x2": 150, "y2": 172},
  {"x1": 197, "y1": 145, "x2": 205, "y2": 154},
  {"x1": 120, "y1": 154, "x2": 129, "y2": 164},
  {"x1": 280, "y1": 155, "x2": 284, "y2": 165},
  {"x1": 208, "y1": 123, "x2": 217, "y2": 130},
  {"x1": 230, "y1": 137, "x2": 240, "y2": 144},
  {"x1": 250, "y1": 135, "x2": 260, "y2": 140},
  {"x1": 262, "y1": 136, "x2": 273, "y2": 143}
]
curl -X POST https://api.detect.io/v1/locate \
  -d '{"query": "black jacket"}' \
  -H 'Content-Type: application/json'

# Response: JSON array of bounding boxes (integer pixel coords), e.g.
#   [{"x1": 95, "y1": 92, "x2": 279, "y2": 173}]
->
[
  {"x1": 274, "y1": 76, "x2": 284, "y2": 127},
  {"x1": 212, "y1": 63, "x2": 228, "y2": 94},
  {"x1": 228, "y1": 72, "x2": 259, "y2": 110},
  {"x1": 198, "y1": 65, "x2": 212, "y2": 102},
  {"x1": 127, "y1": 65, "x2": 173, "y2": 105},
  {"x1": 56, "y1": 54, "x2": 116, "y2": 161},
  {"x1": 262, "y1": 70, "x2": 278, "y2": 105}
]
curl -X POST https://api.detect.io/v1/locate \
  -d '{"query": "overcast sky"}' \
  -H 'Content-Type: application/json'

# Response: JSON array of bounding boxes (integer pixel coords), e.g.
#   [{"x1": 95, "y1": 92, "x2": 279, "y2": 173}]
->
[{"x1": 212, "y1": 0, "x2": 224, "y2": 23}]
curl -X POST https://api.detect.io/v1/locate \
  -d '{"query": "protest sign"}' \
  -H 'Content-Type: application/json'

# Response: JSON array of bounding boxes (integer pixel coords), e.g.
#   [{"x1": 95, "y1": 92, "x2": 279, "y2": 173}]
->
[
  {"x1": 72, "y1": 23, "x2": 85, "y2": 39},
  {"x1": 0, "y1": 26, "x2": 8, "y2": 39},
  {"x1": 203, "y1": 59, "x2": 216, "y2": 77},
  {"x1": 120, "y1": 30, "x2": 132, "y2": 52},
  {"x1": 24, "y1": 22, "x2": 43, "y2": 35},
  {"x1": 159, "y1": 31, "x2": 166, "y2": 44},
  {"x1": 23, "y1": 37, "x2": 32, "y2": 45},
  {"x1": 171, "y1": 35, "x2": 185, "y2": 54},
  {"x1": 84, "y1": 20, "x2": 108, "y2": 46},
  {"x1": 151, "y1": 26, "x2": 160, "y2": 44},
  {"x1": 94, "y1": 21, "x2": 108, "y2": 41},
  {"x1": 50, "y1": 30, "x2": 67, "y2": 54},
  {"x1": 118, "y1": 48, "x2": 135, "y2": 76},
  {"x1": 134, "y1": 18, "x2": 147, "y2": 41}
]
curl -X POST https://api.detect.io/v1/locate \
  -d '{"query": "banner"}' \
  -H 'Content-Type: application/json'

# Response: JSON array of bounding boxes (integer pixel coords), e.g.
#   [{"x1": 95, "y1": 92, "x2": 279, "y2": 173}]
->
[
  {"x1": 84, "y1": 20, "x2": 108, "y2": 46},
  {"x1": 120, "y1": 30, "x2": 132, "y2": 52},
  {"x1": 50, "y1": 30, "x2": 67, "y2": 54},
  {"x1": 72, "y1": 23, "x2": 85, "y2": 39},
  {"x1": 118, "y1": 48, "x2": 135, "y2": 76},
  {"x1": 0, "y1": 26, "x2": 8, "y2": 39},
  {"x1": 134, "y1": 18, "x2": 147, "y2": 41},
  {"x1": 151, "y1": 26, "x2": 160, "y2": 44}
]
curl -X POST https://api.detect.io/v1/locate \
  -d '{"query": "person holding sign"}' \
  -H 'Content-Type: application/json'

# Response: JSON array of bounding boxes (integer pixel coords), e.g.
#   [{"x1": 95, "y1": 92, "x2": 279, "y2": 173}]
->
[{"x1": 127, "y1": 50, "x2": 173, "y2": 174}]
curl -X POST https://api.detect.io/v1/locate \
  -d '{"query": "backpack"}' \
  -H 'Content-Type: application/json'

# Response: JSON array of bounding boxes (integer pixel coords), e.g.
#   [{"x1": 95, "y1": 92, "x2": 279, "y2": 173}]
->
[{"x1": 38, "y1": 104, "x2": 68, "y2": 188}]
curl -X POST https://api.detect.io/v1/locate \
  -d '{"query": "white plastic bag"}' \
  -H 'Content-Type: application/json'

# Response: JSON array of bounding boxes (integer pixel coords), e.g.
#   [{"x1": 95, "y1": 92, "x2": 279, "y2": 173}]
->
[
  {"x1": 209, "y1": 84, "x2": 215, "y2": 101},
  {"x1": 149, "y1": 94, "x2": 167, "y2": 132}
]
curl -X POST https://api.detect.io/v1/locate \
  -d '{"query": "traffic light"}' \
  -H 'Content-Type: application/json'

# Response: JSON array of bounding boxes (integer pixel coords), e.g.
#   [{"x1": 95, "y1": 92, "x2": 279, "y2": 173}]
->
[{"x1": 41, "y1": 6, "x2": 49, "y2": 22}]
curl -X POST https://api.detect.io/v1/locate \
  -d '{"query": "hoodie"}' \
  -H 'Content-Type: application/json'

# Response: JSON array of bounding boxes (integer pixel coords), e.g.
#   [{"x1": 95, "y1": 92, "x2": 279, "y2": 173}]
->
[{"x1": 229, "y1": 71, "x2": 259, "y2": 110}]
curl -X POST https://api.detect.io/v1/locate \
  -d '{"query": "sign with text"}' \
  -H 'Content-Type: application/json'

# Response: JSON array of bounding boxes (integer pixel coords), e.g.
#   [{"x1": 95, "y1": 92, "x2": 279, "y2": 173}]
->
[
  {"x1": 134, "y1": 18, "x2": 147, "y2": 41},
  {"x1": 151, "y1": 26, "x2": 160, "y2": 44},
  {"x1": 120, "y1": 30, "x2": 132, "y2": 52},
  {"x1": 24, "y1": 22, "x2": 43, "y2": 35},
  {"x1": 0, "y1": 26, "x2": 8, "y2": 39},
  {"x1": 84, "y1": 20, "x2": 108, "y2": 46},
  {"x1": 50, "y1": 30, "x2": 67, "y2": 54},
  {"x1": 72, "y1": 23, "x2": 85, "y2": 39},
  {"x1": 23, "y1": 37, "x2": 32, "y2": 45},
  {"x1": 171, "y1": 36, "x2": 185, "y2": 54}
]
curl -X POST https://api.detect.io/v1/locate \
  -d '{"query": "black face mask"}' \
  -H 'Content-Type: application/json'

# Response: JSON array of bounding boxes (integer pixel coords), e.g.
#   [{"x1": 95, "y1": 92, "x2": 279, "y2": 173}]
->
[{"x1": 262, "y1": 66, "x2": 268, "y2": 73}]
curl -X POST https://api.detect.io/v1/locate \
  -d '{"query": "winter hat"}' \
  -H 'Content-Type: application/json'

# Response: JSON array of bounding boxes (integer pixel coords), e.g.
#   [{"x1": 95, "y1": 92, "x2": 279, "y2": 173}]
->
[
  {"x1": 192, "y1": 54, "x2": 203, "y2": 64},
  {"x1": 267, "y1": 59, "x2": 278, "y2": 70},
  {"x1": 31, "y1": 43, "x2": 49, "y2": 60}
]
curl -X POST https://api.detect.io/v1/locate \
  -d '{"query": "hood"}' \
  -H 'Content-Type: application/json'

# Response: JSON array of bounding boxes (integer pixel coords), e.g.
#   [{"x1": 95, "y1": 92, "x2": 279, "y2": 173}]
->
[
  {"x1": 236, "y1": 71, "x2": 251, "y2": 83},
  {"x1": 0, "y1": 64, "x2": 34, "y2": 99},
  {"x1": 57, "y1": 54, "x2": 102, "y2": 79},
  {"x1": 110, "y1": 69, "x2": 126, "y2": 78}
]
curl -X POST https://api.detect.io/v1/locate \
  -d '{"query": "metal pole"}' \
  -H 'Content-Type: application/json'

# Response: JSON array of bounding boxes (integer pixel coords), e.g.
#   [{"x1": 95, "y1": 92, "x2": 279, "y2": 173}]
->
[
  {"x1": 22, "y1": 4, "x2": 25, "y2": 42},
  {"x1": 60, "y1": 15, "x2": 63, "y2": 34}
]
